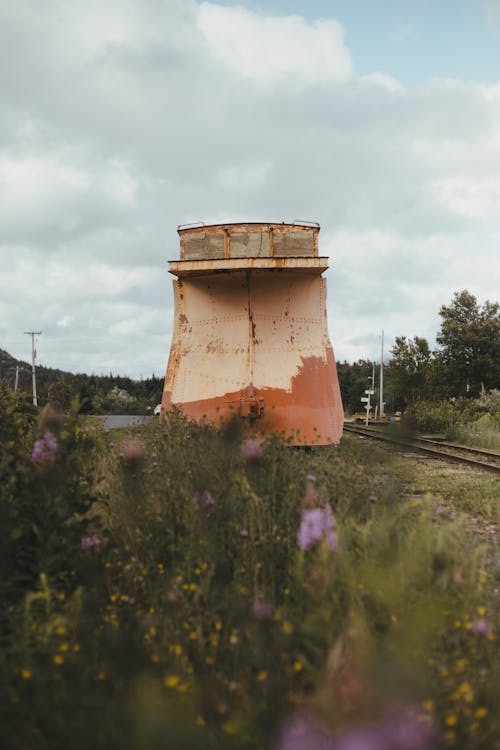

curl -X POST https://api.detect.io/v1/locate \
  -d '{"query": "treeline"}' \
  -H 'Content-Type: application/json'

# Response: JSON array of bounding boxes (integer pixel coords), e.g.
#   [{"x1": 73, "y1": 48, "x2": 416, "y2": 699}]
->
[
  {"x1": 339, "y1": 290, "x2": 500, "y2": 414},
  {"x1": 0, "y1": 349, "x2": 163, "y2": 414}
]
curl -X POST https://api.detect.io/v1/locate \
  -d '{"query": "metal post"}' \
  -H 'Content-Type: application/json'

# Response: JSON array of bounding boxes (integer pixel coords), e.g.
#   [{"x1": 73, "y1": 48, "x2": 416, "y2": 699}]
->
[
  {"x1": 14, "y1": 366, "x2": 19, "y2": 392},
  {"x1": 379, "y1": 329, "x2": 384, "y2": 418},
  {"x1": 24, "y1": 331, "x2": 41, "y2": 406},
  {"x1": 361, "y1": 365, "x2": 375, "y2": 426}
]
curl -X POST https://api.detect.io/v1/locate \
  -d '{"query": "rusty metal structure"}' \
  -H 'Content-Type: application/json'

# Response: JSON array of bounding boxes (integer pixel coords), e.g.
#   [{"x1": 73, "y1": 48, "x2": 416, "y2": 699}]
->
[{"x1": 161, "y1": 221, "x2": 344, "y2": 444}]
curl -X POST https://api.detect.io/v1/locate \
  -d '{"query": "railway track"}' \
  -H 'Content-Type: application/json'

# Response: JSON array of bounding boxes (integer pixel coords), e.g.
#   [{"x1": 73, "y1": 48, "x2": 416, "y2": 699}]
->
[{"x1": 343, "y1": 423, "x2": 500, "y2": 477}]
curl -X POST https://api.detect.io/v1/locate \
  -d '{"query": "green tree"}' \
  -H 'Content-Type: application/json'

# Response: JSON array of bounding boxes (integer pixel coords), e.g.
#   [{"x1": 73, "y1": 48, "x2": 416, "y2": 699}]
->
[
  {"x1": 337, "y1": 359, "x2": 375, "y2": 414},
  {"x1": 388, "y1": 336, "x2": 432, "y2": 407},
  {"x1": 436, "y1": 290, "x2": 500, "y2": 397},
  {"x1": 47, "y1": 377, "x2": 72, "y2": 411}
]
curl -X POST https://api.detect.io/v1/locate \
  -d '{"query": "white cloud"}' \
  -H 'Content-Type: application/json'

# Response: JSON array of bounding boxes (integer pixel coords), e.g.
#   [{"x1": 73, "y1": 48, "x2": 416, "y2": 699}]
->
[
  {"x1": 215, "y1": 161, "x2": 272, "y2": 191},
  {"x1": 1, "y1": 1, "x2": 499, "y2": 377},
  {"x1": 360, "y1": 72, "x2": 405, "y2": 94},
  {"x1": 197, "y1": 2, "x2": 353, "y2": 86},
  {"x1": 432, "y1": 177, "x2": 500, "y2": 220}
]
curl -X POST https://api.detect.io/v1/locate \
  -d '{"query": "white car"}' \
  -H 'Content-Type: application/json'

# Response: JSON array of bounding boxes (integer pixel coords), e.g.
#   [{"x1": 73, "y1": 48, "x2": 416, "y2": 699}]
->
[{"x1": 153, "y1": 404, "x2": 162, "y2": 416}]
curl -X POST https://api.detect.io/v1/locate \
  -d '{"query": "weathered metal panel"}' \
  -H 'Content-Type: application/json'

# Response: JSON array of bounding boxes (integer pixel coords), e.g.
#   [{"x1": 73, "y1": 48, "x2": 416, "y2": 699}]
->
[
  {"x1": 162, "y1": 269, "x2": 343, "y2": 444},
  {"x1": 272, "y1": 230, "x2": 315, "y2": 257},
  {"x1": 229, "y1": 230, "x2": 270, "y2": 258},
  {"x1": 182, "y1": 232, "x2": 225, "y2": 260},
  {"x1": 168, "y1": 256, "x2": 329, "y2": 277}
]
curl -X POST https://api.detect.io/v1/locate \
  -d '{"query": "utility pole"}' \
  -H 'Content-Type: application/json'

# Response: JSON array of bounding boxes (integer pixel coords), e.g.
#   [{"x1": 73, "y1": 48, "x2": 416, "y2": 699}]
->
[
  {"x1": 379, "y1": 329, "x2": 385, "y2": 418},
  {"x1": 24, "y1": 331, "x2": 41, "y2": 406}
]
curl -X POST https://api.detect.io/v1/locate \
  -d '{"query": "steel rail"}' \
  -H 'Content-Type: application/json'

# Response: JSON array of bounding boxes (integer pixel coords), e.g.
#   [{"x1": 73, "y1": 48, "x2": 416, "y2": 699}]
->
[{"x1": 342, "y1": 424, "x2": 500, "y2": 477}]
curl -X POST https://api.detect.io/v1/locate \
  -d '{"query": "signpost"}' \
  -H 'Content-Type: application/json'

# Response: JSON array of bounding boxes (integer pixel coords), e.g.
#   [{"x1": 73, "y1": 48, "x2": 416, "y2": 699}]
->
[{"x1": 361, "y1": 388, "x2": 374, "y2": 426}]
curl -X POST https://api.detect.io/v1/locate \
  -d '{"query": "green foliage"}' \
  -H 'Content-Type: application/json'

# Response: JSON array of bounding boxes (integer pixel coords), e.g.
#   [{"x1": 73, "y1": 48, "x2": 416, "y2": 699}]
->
[
  {"x1": 388, "y1": 335, "x2": 433, "y2": 408},
  {"x1": 1, "y1": 411, "x2": 499, "y2": 749},
  {"x1": 403, "y1": 391, "x2": 500, "y2": 450},
  {"x1": 0, "y1": 347, "x2": 163, "y2": 414},
  {"x1": 385, "y1": 290, "x2": 500, "y2": 408},
  {"x1": 337, "y1": 359, "x2": 374, "y2": 414},
  {"x1": 402, "y1": 399, "x2": 459, "y2": 434},
  {"x1": 436, "y1": 290, "x2": 500, "y2": 398},
  {"x1": 0, "y1": 392, "x2": 103, "y2": 608},
  {"x1": 47, "y1": 377, "x2": 72, "y2": 411}
]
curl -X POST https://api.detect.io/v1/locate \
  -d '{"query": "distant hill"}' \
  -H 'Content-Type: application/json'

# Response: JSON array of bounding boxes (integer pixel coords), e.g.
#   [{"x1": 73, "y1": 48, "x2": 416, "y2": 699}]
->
[
  {"x1": 0, "y1": 348, "x2": 163, "y2": 413},
  {"x1": 0, "y1": 348, "x2": 84, "y2": 390}
]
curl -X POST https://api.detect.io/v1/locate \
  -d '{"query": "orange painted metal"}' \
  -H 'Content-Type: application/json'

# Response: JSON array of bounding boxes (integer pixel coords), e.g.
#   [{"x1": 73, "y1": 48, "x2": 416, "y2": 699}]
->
[{"x1": 161, "y1": 223, "x2": 343, "y2": 445}]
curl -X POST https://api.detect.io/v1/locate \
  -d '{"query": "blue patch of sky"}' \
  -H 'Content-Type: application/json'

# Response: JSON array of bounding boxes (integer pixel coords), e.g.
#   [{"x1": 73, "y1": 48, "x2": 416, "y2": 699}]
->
[{"x1": 209, "y1": 0, "x2": 500, "y2": 85}]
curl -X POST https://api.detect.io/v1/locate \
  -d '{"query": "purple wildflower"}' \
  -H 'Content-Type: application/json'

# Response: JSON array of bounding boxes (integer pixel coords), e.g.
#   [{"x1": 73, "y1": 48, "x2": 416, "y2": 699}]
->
[
  {"x1": 306, "y1": 474, "x2": 317, "y2": 483},
  {"x1": 332, "y1": 456, "x2": 341, "y2": 465},
  {"x1": 382, "y1": 710, "x2": 436, "y2": 750},
  {"x1": 275, "y1": 712, "x2": 435, "y2": 750},
  {"x1": 471, "y1": 618, "x2": 493, "y2": 637},
  {"x1": 368, "y1": 494, "x2": 377, "y2": 503},
  {"x1": 241, "y1": 439, "x2": 264, "y2": 463},
  {"x1": 275, "y1": 716, "x2": 337, "y2": 750},
  {"x1": 32, "y1": 431, "x2": 58, "y2": 465},
  {"x1": 81, "y1": 535, "x2": 100, "y2": 552},
  {"x1": 193, "y1": 490, "x2": 215, "y2": 510},
  {"x1": 252, "y1": 600, "x2": 274, "y2": 620},
  {"x1": 297, "y1": 505, "x2": 337, "y2": 551},
  {"x1": 240, "y1": 529, "x2": 249, "y2": 538},
  {"x1": 334, "y1": 727, "x2": 386, "y2": 750},
  {"x1": 119, "y1": 438, "x2": 145, "y2": 467}
]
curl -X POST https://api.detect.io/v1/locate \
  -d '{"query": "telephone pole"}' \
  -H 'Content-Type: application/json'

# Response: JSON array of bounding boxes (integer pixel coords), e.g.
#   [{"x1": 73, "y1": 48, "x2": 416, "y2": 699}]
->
[
  {"x1": 379, "y1": 329, "x2": 385, "y2": 418},
  {"x1": 24, "y1": 331, "x2": 41, "y2": 406}
]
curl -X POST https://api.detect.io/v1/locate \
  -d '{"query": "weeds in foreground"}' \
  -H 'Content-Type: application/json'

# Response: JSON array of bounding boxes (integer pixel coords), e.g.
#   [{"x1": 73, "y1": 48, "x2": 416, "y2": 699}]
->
[{"x1": 0, "y1": 391, "x2": 499, "y2": 749}]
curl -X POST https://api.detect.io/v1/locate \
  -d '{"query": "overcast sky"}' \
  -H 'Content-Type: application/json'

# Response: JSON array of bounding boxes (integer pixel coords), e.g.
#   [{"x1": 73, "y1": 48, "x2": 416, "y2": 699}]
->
[{"x1": 1, "y1": 0, "x2": 499, "y2": 379}]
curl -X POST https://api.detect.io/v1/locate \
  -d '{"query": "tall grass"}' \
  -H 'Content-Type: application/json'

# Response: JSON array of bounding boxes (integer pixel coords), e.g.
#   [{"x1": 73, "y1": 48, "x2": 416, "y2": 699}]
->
[
  {"x1": 1, "y1": 390, "x2": 499, "y2": 749},
  {"x1": 450, "y1": 415, "x2": 500, "y2": 452}
]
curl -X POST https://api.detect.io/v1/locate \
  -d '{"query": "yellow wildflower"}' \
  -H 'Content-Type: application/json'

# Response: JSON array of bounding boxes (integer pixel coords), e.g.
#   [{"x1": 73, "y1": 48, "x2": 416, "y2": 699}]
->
[
  {"x1": 282, "y1": 621, "x2": 294, "y2": 635},
  {"x1": 21, "y1": 669, "x2": 32, "y2": 680},
  {"x1": 445, "y1": 715, "x2": 457, "y2": 727},
  {"x1": 53, "y1": 655, "x2": 64, "y2": 665},
  {"x1": 474, "y1": 707, "x2": 488, "y2": 719},
  {"x1": 164, "y1": 675, "x2": 180, "y2": 688}
]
